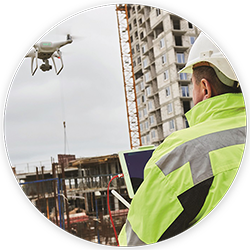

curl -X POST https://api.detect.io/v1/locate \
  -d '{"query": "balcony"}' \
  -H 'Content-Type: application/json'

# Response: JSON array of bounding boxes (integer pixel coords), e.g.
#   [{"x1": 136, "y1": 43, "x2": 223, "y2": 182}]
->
[{"x1": 172, "y1": 29, "x2": 187, "y2": 36}]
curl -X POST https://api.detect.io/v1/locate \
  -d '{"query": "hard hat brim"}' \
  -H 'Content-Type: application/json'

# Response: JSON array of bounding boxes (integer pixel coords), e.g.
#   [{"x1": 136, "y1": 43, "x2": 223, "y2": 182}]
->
[{"x1": 178, "y1": 65, "x2": 192, "y2": 74}]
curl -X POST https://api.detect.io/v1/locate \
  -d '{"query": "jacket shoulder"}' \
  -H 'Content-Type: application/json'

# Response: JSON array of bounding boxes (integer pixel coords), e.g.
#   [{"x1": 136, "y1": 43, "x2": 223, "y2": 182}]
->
[{"x1": 145, "y1": 124, "x2": 246, "y2": 180}]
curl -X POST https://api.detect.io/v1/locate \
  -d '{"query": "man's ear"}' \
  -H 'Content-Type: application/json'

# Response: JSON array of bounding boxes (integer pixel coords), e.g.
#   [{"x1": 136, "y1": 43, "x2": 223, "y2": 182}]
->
[{"x1": 201, "y1": 78, "x2": 212, "y2": 101}]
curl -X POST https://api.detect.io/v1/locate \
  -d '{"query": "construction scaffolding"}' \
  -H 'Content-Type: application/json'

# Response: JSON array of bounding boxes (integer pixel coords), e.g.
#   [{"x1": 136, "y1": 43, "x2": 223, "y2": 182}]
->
[
  {"x1": 16, "y1": 154, "x2": 129, "y2": 245},
  {"x1": 116, "y1": 4, "x2": 142, "y2": 149}
]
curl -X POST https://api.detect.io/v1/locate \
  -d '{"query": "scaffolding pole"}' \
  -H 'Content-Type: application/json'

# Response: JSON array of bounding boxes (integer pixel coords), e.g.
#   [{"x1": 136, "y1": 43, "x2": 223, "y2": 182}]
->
[{"x1": 116, "y1": 4, "x2": 142, "y2": 149}]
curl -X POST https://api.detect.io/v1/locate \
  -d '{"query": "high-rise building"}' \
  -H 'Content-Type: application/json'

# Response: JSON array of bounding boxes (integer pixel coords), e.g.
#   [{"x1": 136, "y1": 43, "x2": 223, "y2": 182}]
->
[{"x1": 127, "y1": 4, "x2": 200, "y2": 146}]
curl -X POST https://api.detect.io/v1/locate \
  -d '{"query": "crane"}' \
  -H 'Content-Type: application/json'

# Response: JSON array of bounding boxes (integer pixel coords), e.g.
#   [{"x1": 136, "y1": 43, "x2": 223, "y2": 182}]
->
[{"x1": 116, "y1": 4, "x2": 142, "y2": 149}]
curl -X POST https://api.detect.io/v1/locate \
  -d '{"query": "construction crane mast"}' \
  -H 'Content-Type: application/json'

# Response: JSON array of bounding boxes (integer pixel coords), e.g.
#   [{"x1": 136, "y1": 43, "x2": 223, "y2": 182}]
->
[{"x1": 116, "y1": 4, "x2": 142, "y2": 149}]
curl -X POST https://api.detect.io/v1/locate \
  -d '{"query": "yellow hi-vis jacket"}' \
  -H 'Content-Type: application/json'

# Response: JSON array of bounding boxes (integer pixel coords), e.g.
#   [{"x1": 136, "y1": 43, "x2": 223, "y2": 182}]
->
[{"x1": 119, "y1": 93, "x2": 246, "y2": 246}]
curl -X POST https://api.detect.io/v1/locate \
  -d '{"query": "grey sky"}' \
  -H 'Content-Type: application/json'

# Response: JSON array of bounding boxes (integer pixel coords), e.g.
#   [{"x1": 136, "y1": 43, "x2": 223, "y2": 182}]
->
[{"x1": 5, "y1": 5, "x2": 130, "y2": 171}]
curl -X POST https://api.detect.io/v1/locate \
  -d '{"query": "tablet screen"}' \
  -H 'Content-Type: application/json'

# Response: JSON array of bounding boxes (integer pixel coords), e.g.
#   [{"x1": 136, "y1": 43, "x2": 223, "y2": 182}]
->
[{"x1": 123, "y1": 149, "x2": 154, "y2": 195}]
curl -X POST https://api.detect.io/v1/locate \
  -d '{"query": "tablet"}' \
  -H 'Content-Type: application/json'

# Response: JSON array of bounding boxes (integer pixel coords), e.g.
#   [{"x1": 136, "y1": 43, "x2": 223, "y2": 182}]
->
[{"x1": 118, "y1": 146, "x2": 156, "y2": 199}]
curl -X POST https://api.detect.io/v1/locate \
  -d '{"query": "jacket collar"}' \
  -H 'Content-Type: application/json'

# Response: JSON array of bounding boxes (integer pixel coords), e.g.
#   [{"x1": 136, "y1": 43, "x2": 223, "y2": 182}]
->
[{"x1": 185, "y1": 93, "x2": 245, "y2": 127}]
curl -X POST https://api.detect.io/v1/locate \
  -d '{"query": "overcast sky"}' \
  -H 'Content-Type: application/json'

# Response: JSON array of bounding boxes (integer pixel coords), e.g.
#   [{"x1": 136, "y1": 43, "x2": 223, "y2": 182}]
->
[{"x1": 4, "y1": 5, "x2": 130, "y2": 172}]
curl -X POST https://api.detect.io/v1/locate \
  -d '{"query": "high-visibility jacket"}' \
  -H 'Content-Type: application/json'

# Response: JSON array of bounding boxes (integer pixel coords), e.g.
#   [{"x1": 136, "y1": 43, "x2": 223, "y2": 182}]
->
[{"x1": 119, "y1": 93, "x2": 246, "y2": 246}]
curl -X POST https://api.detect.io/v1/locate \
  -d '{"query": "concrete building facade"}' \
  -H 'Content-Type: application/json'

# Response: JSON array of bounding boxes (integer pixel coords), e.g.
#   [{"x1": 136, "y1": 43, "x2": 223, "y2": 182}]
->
[{"x1": 127, "y1": 4, "x2": 200, "y2": 146}]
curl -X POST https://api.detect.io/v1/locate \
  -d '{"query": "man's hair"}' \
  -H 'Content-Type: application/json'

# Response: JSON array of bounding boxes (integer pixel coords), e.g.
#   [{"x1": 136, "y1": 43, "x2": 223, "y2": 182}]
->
[{"x1": 193, "y1": 66, "x2": 241, "y2": 96}]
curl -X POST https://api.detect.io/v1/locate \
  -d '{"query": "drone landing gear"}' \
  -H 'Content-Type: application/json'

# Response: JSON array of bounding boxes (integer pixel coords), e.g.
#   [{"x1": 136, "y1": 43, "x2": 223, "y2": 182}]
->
[
  {"x1": 52, "y1": 49, "x2": 64, "y2": 75},
  {"x1": 29, "y1": 49, "x2": 64, "y2": 76},
  {"x1": 31, "y1": 50, "x2": 38, "y2": 76}
]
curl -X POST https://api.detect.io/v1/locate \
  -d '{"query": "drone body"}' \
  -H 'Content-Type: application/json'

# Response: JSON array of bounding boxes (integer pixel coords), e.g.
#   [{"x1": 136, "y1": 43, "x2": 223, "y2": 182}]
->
[{"x1": 25, "y1": 34, "x2": 73, "y2": 75}]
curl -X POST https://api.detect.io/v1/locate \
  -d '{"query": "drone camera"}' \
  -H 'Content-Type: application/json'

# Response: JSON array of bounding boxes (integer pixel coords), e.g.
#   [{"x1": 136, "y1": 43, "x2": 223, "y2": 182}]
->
[{"x1": 40, "y1": 63, "x2": 52, "y2": 72}]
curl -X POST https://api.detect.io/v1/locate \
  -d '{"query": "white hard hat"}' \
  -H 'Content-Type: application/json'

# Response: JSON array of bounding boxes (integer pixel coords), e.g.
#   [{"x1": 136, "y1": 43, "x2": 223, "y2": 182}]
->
[{"x1": 179, "y1": 33, "x2": 238, "y2": 87}]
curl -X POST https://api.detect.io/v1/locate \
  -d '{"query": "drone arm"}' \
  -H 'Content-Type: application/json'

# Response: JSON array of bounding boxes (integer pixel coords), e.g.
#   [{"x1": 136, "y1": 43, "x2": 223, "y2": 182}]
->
[{"x1": 54, "y1": 39, "x2": 72, "y2": 49}]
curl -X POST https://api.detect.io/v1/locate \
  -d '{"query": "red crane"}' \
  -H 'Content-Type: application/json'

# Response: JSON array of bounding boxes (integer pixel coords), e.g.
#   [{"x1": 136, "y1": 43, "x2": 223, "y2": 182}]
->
[{"x1": 116, "y1": 4, "x2": 142, "y2": 149}]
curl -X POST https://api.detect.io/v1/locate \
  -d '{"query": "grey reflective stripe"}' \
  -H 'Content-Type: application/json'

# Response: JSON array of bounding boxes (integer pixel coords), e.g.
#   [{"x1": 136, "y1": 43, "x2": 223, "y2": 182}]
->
[
  {"x1": 126, "y1": 219, "x2": 147, "y2": 246},
  {"x1": 156, "y1": 126, "x2": 246, "y2": 185}
]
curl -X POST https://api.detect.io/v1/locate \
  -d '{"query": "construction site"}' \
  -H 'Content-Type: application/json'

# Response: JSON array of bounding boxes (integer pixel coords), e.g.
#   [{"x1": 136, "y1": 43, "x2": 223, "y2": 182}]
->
[
  {"x1": 11, "y1": 4, "x2": 200, "y2": 245},
  {"x1": 14, "y1": 154, "x2": 129, "y2": 245}
]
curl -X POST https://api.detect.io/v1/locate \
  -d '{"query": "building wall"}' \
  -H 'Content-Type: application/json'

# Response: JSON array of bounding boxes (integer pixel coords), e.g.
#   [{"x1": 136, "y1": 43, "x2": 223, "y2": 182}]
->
[{"x1": 128, "y1": 4, "x2": 200, "y2": 145}]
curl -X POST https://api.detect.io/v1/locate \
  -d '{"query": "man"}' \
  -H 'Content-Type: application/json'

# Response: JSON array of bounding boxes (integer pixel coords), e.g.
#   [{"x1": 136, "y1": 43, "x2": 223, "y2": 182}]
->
[{"x1": 118, "y1": 33, "x2": 246, "y2": 246}]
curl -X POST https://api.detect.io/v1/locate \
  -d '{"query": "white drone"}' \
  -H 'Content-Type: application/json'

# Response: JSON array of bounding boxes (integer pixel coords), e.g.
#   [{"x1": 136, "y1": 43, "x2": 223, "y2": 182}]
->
[{"x1": 25, "y1": 34, "x2": 73, "y2": 76}]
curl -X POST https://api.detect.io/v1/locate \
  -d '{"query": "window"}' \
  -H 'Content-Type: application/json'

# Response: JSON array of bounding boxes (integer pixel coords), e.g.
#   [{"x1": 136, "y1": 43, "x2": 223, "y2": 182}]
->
[
  {"x1": 173, "y1": 20, "x2": 180, "y2": 30},
  {"x1": 160, "y1": 38, "x2": 165, "y2": 48},
  {"x1": 145, "y1": 120, "x2": 149, "y2": 130},
  {"x1": 132, "y1": 47, "x2": 135, "y2": 55},
  {"x1": 130, "y1": 35, "x2": 133, "y2": 43},
  {"x1": 139, "y1": 110, "x2": 142, "y2": 118},
  {"x1": 138, "y1": 18, "x2": 142, "y2": 25},
  {"x1": 156, "y1": 8, "x2": 161, "y2": 16},
  {"x1": 148, "y1": 100, "x2": 153, "y2": 111},
  {"x1": 177, "y1": 53, "x2": 185, "y2": 63},
  {"x1": 175, "y1": 36, "x2": 182, "y2": 46},
  {"x1": 151, "y1": 129, "x2": 156, "y2": 139},
  {"x1": 140, "y1": 81, "x2": 144, "y2": 90},
  {"x1": 145, "y1": 72, "x2": 150, "y2": 82},
  {"x1": 167, "y1": 103, "x2": 173, "y2": 113},
  {"x1": 169, "y1": 119, "x2": 175, "y2": 130},
  {"x1": 184, "y1": 118, "x2": 189, "y2": 128},
  {"x1": 140, "y1": 32, "x2": 144, "y2": 39},
  {"x1": 180, "y1": 72, "x2": 188, "y2": 80},
  {"x1": 183, "y1": 101, "x2": 191, "y2": 113},
  {"x1": 149, "y1": 115, "x2": 154, "y2": 125},
  {"x1": 140, "y1": 123, "x2": 144, "y2": 132},
  {"x1": 190, "y1": 36, "x2": 195, "y2": 45},
  {"x1": 143, "y1": 108, "x2": 147, "y2": 116},
  {"x1": 143, "y1": 58, "x2": 148, "y2": 68},
  {"x1": 164, "y1": 70, "x2": 169, "y2": 80},
  {"x1": 155, "y1": 22, "x2": 164, "y2": 38},
  {"x1": 133, "y1": 59, "x2": 136, "y2": 67},
  {"x1": 141, "y1": 136, "x2": 145, "y2": 145},
  {"x1": 166, "y1": 86, "x2": 171, "y2": 97},
  {"x1": 135, "y1": 70, "x2": 143, "y2": 80},
  {"x1": 136, "y1": 44, "x2": 140, "y2": 52},
  {"x1": 188, "y1": 22, "x2": 193, "y2": 29},
  {"x1": 137, "y1": 97, "x2": 141, "y2": 105},
  {"x1": 146, "y1": 134, "x2": 150, "y2": 143},
  {"x1": 142, "y1": 44, "x2": 146, "y2": 54},
  {"x1": 136, "y1": 84, "x2": 140, "y2": 93},
  {"x1": 181, "y1": 86, "x2": 189, "y2": 97},
  {"x1": 129, "y1": 24, "x2": 132, "y2": 31},
  {"x1": 146, "y1": 86, "x2": 151, "y2": 96},
  {"x1": 133, "y1": 19, "x2": 137, "y2": 26},
  {"x1": 141, "y1": 94, "x2": 145, "y2": 103},
  {"x1": 162, "y1": 54, "x2": 167, "y2": 64},
  {"x1": 137, "y1": 56, "x2": 141, "y2": 64}
]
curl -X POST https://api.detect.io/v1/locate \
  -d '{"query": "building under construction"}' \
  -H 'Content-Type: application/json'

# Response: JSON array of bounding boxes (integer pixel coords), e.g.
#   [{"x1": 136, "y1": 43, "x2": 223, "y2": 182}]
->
[
  {"x1": 116, "y1": 4, "x2": 200, "y2": 147},
  {"x1": 15, "y1": 154, "x2": 129, "y2": 245}
]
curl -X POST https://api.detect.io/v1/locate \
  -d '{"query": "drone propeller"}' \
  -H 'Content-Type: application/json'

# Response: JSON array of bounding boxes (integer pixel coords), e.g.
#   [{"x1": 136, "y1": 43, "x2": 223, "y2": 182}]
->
[
  {"x1": 67, "y1": 34, "x2": 72, "y2": 41},
  {"x1": 64, "y1": 33, "x2": 85, "y2": 41},
  {"x1": 25, "y1": 49, "x2": 36, "y2": 58}
]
